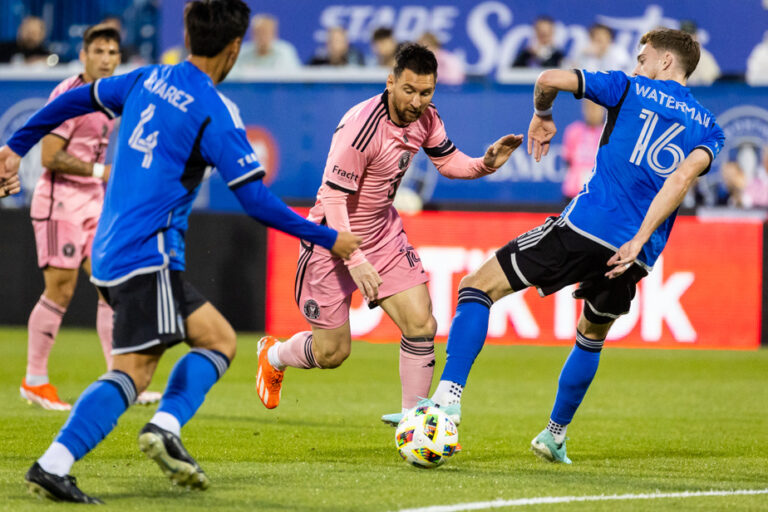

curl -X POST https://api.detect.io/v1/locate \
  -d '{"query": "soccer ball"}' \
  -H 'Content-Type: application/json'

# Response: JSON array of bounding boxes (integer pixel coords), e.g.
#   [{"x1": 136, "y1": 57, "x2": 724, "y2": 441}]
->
[{"x1": 395, "y1": 405, "x2": 459, "y2": 468}]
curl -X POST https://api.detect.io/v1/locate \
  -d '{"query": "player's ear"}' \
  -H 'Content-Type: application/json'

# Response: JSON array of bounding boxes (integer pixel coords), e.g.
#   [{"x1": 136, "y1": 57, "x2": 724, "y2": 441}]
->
[
  {"x1": 183, "y1": 30, "x2": 190, "y2": 52},
  {"x1": 386, "y1": 73, "x2": 394, "y2": 92},
  {"x1": 79, "y1": 47, "x2": 86, "y2": 66}
]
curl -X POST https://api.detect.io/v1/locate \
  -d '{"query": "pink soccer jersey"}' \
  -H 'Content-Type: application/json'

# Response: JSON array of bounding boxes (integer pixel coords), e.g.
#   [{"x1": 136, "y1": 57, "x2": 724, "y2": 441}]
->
[
  {"x1": 30, "y1": 75, "x2": 115, "y2": 269},
  {"x1": 43, "y1": 75, "x2": 114, "y2": 186},
  {"x1": 308, "y1": 91, "x2": 455, "y2": 251}
]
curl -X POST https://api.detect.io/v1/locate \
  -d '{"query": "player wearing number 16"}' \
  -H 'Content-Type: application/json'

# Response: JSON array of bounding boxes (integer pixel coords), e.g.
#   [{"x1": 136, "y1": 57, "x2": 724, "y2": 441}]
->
[
  {"x1": 424, "y1": 28, "x2": 725, "y2": 464},
  {"x1": 0, "y1": 0, "x2": 360, "y2": 503},
  {"x1": 255, "y1": 43, "x2": 523, "y2": 422}
]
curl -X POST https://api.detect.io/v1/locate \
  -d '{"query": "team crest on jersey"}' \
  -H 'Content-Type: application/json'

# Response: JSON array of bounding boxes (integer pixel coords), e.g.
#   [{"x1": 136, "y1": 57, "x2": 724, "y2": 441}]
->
[
  {"x1": 717, "y1": 105, "x2": 768, "y2": 176},
  {"x1": 62, "y1": 243, "x2": 75, "y2": 258},
  {"x1": 303, "y1": 299, "x2": 320, "y2": 320},
  {"x1": 398, "y1": 151, "x2": 412, "y2": 171}
]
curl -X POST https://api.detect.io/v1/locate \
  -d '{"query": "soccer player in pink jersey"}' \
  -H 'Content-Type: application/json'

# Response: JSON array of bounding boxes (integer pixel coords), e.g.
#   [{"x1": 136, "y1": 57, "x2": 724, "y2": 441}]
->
[
  {"x1": 255, "y1": 43, "x2": 523, "y2": 422},
  {"x1": 21, "y1": 24, "x2": 159, "y2": 409}
]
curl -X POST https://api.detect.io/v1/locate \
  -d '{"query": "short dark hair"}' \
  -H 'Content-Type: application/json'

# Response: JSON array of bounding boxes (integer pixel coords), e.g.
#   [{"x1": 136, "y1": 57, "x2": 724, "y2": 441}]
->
[
  {"x1": 83, "y1": 23, "x2": 121, "y2": 50},
  {"x1": 184, "y1": 0, "x2": 251, "y2": 57},
  {"x1": 640, "y1": 28, "x2": 700, "y2": 78},
  {"x1": 371, "y1": 27, "x2": 393, "y2": 43},
  {"x1": 393, "y1": 43, "x2": 437, "y2": 78},
  {"x1": 589, "y1": 23, "x2": 613, "y2": 39}
]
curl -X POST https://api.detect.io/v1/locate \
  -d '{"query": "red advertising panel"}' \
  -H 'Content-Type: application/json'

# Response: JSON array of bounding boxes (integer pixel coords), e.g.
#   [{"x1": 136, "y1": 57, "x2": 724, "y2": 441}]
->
[{"x1": 267, "y1": 210, "x2": 763, "y2": 350}]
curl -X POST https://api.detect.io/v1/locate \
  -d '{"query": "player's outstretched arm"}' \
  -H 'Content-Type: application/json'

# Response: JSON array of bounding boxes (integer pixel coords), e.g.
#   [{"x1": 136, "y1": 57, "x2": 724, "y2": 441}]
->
[
  {"x1": 528, "y1": 70, "x2": 580, "y2": 162},
  {"x1": 605, "y1": 148, "x2": 711, "y2": 279},
  {"x1": 232, "y1": 178, "x2": 361, "y2": 259},
  {"x1": 6, "y1": 86, "x2": 100, "y2": 158}
]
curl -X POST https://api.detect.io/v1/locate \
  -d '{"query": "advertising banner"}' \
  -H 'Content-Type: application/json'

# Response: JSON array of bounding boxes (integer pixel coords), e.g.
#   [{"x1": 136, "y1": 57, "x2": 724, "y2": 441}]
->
[
  {"x1": 160, "y1": 0, "x2": 767, "y2": 76},
  {"x1": 266, "y1": 210, "x2": 764, "y2": 350}
]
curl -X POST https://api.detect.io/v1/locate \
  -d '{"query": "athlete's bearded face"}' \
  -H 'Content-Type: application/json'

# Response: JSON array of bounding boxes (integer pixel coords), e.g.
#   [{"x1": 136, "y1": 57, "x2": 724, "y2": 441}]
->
[
  {"x1": 81, "y1": 38, "x2": 120, "y2": 81},
  {"x1": 386, "y1": 68, "x2": 436, "y2": 125}
]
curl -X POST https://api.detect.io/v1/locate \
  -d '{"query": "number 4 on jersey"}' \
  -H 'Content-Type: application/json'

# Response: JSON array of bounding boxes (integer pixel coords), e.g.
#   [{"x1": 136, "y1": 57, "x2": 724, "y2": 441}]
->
[{"x1": 129, "y1": 103, "x2": 159, "y2": 169}]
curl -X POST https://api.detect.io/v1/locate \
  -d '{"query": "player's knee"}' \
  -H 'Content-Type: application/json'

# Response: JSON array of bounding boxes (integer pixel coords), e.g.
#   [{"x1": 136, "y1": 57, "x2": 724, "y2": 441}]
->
[
  {"x1": 403, "y1": 313, "x2": 437, "y2": 339},
  {"x1": 459, "y1": 273, "x2": 485, "y2": 292},
  {"x1": 44, "y1": 282, "x2": 76, "y2": 308}
]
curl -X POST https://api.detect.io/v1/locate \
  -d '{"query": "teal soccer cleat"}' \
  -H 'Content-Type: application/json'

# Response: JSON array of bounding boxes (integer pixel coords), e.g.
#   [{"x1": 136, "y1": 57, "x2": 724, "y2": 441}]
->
[
  {"x1": 382, "y1": 398, "x2": 462, "y2": 427},
  {"x1": 530, "y1": 429, "x2": 572, "y2": 464}
]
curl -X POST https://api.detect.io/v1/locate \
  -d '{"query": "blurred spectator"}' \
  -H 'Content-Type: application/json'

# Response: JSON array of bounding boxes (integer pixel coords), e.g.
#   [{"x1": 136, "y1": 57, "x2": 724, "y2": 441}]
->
[
  {"x1": 368, "y1": 27, "x2": 398, "y2": 68},
  {"x1": 232, "y1": 14, "x2": 300, "y2": 72},
  {"x1": 512, "y1": 16, "x2": 564, "y2": 68},
  {"x1": 0, "y1": 16, "x2": 53, "y2": 65},
  {"x1": 680, "y1": 20, "x2": 720, "y2": 85},
  {"x1": 568, "y1": 24, "x2": 632, "y2": 72},
  {"x1": 101, "y1": 15, "x2": 142, "y2": 64},
  {"x1": 308, "y1": 27, "x2": 364, "y2": 67},
  {"x1": 561, "y1": 100, "x2": 605, "y2": 199},
  {"x1": 746, "y1": 30, "x2": 768, "y2": 85},
  {"x1": 721, "y1": 145, "x2": 768, "y2": 208},
  {"x1": 418, "y1": 32, "x2": 465, "y2": 85}
]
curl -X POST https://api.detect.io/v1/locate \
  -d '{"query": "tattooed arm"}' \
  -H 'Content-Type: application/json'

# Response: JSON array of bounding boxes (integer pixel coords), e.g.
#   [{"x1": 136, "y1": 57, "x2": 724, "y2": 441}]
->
[
  {"x1": 527, "y1": 70, "x2": 580, "y2": 161},
  {"x1": 41, "y1": 134, "x2": 109, "y2": 180}
]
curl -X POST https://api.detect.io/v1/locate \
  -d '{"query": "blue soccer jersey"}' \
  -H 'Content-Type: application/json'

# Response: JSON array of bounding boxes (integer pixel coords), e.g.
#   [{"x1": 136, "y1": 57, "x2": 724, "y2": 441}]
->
[
  {"x1": 8, "y1": 61, "x2": 338, "y2": 285},
  {"x1": 562, "y1": 70, "x2": 725, "y2": 269}
]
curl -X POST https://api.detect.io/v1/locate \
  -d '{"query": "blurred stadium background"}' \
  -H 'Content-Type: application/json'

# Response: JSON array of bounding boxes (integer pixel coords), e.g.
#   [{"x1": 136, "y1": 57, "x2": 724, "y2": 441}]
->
[{"x1": 0, "y1": 0, "x2": 766, "y2": 351}]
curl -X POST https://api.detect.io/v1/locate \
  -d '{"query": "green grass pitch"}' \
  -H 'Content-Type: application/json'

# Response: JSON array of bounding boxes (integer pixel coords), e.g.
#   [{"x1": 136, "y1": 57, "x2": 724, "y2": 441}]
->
[{"x1": 0, "y1": 327, "x2": 766, "y2": 511}]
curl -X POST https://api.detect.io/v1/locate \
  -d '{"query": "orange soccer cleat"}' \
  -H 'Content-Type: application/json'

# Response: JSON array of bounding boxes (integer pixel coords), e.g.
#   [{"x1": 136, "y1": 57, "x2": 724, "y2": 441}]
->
[
  {"x1": 256, "y1": 336, "x2": 284, "y2": 409},
  {"x1": 20, "y1": 379, "x2": 72, "y2": 411}
]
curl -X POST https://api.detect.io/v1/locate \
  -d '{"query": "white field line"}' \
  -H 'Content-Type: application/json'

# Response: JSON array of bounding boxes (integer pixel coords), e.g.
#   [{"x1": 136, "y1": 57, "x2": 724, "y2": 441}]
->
[{"x1": 396, "y1": 488, "x2": 768, "y2": 512}]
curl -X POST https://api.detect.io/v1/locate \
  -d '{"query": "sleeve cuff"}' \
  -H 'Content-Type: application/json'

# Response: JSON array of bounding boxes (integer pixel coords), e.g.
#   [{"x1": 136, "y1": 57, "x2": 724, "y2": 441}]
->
[
  {"x1": 325, "y1": 180, "x2": 357, "y2": 194},
  {"x1": 572, "y1": 69, "x2": 585, "y2": 100}
]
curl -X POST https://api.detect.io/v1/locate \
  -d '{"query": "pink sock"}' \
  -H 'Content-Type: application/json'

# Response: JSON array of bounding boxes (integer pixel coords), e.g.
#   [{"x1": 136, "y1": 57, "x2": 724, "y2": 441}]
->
[
  {"x1": 26, "y1": 296, "x2": 66, "y2": 378},
  {"x1": 274, "y1": 331, "x2": 320, "y2": 369},
  {"x1": 399, "y1": 335, "x2": 435, "y2": 409},
  {"x1": 96, "y1": 300, "x2": 114, "y2": 370}
]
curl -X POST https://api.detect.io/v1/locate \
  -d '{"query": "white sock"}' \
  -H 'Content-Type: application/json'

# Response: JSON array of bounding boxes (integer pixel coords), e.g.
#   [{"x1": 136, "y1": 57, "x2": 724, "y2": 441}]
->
[
  {"x1": 25, "y1": 374, "x2": 49, "y2": 386},
  {"x1": 267, "y1": 343, "x2": 285, "y2": 371},
  {"x1": 150, "y1": 411, "x2": 181, "y2": 437},
  {"x1": 432, "y1": 380, "x2": 463, "y2": 406},
  {"x1": 547, "y1": 419, "x2": 567, "y2": 445},
  {"x1": 37, "y1": 442, "x2": 75, "y2": 477}
]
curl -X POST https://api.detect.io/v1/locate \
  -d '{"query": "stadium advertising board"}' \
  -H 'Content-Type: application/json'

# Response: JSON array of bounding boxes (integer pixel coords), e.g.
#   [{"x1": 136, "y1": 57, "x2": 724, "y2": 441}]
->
[
  {"x1": 160, "y1": 0, "x2": 766, "y2": 77},
  {"x1": 266, "y1": 210, "x2": 764, "y2": 350},
  {"x1": 1, "y1": 81, "x2": 767, "y2": 208}
]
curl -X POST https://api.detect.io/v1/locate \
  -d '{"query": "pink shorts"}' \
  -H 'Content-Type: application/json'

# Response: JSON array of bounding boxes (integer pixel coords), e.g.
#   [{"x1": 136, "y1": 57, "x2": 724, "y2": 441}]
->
[
  {"x1": 295, "y1": 230, "x2": 428, "y2": 329},
  {"x1": 30, "y1": 175, "x2": 104, "y2": 269}
]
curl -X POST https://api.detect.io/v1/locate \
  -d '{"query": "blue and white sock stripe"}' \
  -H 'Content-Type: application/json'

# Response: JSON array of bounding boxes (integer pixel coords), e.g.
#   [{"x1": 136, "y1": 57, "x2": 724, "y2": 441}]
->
[
  {"x1": 98, "y1": 370, "x2": 137, "y2": 406},
  {"x1": 575, "y1": 331, "x2": 605, "y2": 352},
  {"x1": 303, "y1": 335, "x2": 319, "y2": 368},
  {"x1": 457, "y1": 287, "x2": 493, "y2": 308},
  {"x1": 156, "y1": 269, "x2": 176, "y2": 335},
  {"x1": 400, "y1": 335, "x2": 435, "y2": 356},
  {"x1": 190, "y1": 348, "x2": 230, "y2": 379}
]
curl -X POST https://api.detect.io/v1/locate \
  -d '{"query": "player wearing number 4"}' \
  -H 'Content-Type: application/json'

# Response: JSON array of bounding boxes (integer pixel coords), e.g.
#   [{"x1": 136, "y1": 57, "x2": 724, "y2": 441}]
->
[
  {"x1": 0, "y1": 0, "x2": 360, "y2": 503},
  {"x1": 423, "y1": 28, "x2": 724, "y2": 463},
  {"x1": 255, "y1": 43, "x2": 523, "y2": 423},
  {"x1": 21, "y1": 24, "x2": 161, "y2": 410}
]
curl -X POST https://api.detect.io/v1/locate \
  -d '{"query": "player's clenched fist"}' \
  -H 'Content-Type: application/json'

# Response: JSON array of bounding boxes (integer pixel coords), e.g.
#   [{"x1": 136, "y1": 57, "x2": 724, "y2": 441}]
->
[
  {"x1": 330, "y1": 231, "x2": 363, "y2": 260},
  {"x1": 0, "y1": 174, "x2": 21, "y2": 198},
  {"x1": 348, "y1": 261, "x2": 383, "y2": 302},
  {"x1": 0, "y1": 145, "x2": 21, "y2": 181}
]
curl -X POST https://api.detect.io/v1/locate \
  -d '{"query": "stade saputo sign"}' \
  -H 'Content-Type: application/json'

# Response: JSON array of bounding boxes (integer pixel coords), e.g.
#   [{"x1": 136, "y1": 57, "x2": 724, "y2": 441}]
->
[
  {"x1": 316, "y1": 3, "x2": 687, "y2": 75},
  {"x1": 267, "y1": 212, "x2": 763, "y2": 350}
]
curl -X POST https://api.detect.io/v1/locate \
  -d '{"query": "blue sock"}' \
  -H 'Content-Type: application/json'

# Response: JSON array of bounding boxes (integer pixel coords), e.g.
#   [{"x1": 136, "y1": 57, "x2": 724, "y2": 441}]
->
[
  {"x1": 440, "y1": 288, "x2": 493, "y2": 387},
  {"x1": 158, "y1": 348, "x2": 230, "y2": 428},
  {"x1": 550, "y1": 331, "x2": 604, "y2": 425},
  {"x1": 56, "y1": 371, "x2": 137, "y2": 460}
]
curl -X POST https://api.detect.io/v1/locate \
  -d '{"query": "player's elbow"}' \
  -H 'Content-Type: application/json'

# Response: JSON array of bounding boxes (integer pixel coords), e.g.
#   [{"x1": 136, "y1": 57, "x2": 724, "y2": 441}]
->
[{"x1": 536, "y1": 70, "x2": 559, "y2": 90}]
